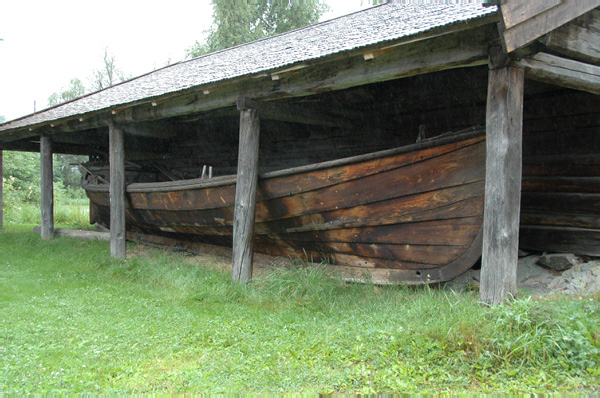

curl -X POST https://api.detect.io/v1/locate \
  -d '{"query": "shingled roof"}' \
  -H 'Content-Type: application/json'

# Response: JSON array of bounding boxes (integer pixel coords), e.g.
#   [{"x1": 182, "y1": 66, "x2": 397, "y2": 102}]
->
[{"x1": 0, "y1": 3, "x2": 497, "y2": 132}]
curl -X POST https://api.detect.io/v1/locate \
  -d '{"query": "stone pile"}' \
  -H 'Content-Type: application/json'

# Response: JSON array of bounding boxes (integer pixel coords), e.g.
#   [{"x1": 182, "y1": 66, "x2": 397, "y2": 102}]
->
[{"x1": 446, "y1": 254, "x2": 600, "y2": 296}]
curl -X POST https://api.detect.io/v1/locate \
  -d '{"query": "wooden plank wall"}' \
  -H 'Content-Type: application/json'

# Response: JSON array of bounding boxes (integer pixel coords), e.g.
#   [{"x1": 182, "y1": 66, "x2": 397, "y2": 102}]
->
[{"x1": 520, "y1": 86, "x2": 600, "y2": 256}]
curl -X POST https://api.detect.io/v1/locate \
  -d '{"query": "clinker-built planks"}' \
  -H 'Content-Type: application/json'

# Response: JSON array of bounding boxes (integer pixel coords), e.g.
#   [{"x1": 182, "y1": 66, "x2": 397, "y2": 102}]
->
[{"x1": 82, "y1": 129, "x2": 486, "y2": 285}]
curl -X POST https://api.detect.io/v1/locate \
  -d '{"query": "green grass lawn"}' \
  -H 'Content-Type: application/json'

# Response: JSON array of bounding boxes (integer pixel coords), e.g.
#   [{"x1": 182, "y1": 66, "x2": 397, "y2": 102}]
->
[{"x1": 1, "y1": 226, "x2": 598, "y2": 394}]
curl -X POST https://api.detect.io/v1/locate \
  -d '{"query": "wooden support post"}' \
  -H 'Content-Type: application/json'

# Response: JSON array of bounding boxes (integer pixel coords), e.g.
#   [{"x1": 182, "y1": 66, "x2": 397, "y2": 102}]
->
[
  {"x1": 40, "y1": 135, "x2": 54, "y2": 240},
  {"x1": 232, "y1": 98, "x2": 260, "y2": 283},
  {"x1": 0, "y1": 150, "x2": 3, "y2": 229},
  {"x1": 480, "y1": 66, "x2": 525, "y2": 306},
  {"x1": 109, "y1": 121, "x2": 126, "y2": 259}
]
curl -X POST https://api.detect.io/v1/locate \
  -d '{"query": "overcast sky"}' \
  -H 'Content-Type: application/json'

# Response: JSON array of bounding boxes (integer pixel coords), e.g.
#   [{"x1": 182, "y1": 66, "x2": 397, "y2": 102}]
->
[{"x1": 0, "y1": 0, "x2": 375, "y2": 122}]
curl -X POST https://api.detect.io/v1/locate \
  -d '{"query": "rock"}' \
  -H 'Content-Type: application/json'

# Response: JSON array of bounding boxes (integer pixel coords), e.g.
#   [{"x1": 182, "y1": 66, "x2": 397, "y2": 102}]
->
[
  {"x1": 537, "y1": 253, "x2": 579, "y2": 271},
  {"x1": 518, "y1": 249, "x2": 531, "y2": 258}
]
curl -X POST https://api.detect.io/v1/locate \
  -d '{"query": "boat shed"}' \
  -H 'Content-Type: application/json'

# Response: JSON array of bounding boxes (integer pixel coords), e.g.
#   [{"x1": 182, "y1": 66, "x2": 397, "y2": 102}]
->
[{"x1": 0, "y1": 1, "x2": 599, "y2": 304}]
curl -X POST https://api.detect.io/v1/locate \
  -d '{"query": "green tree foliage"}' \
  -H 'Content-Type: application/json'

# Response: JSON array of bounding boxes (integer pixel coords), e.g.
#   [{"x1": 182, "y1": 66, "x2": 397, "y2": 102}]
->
[
  {"x1": 90, "y1": 48, "x2": 130, "y2": 91},
  {"x1": 3, "y1": 151, "x2": 87, "y2": 208},
  {"x1": 47, "y1": 78, "x2": 86, "y2": 107},
  {"x1": 187, "y1": 0, "x2": 329, "y2": 58}
]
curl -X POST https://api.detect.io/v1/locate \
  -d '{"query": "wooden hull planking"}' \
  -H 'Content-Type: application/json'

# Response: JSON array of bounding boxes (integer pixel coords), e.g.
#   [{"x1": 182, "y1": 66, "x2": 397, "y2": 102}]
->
[{"x1": 84, "y1": 132, "x2": 486, "y2": 284}]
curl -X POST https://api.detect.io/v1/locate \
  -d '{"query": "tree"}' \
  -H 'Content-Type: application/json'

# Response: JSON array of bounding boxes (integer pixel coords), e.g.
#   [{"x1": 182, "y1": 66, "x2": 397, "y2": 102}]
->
[
  {"x1": 187, "y1": 0, "x2": 328, "y2": 58},
  {"x1": 47, "y1": 78, "x2": 86, "y2": 107},
  {"x1": 89, "y1": 48, "x2": 130, "y2": 91}
]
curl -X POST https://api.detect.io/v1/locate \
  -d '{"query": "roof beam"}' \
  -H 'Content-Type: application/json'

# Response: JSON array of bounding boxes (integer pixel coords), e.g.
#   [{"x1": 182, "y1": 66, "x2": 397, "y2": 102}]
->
[
  {"x1": 512, "y1": 52, "x2": 600, "y2": 94},
  {"x1": 499, "y1": 0, "x2": 600, "y2": 53},
  {"x1": 541, "y1": 9, "x2": 600, "y2": 65},
  {"x1": 110, "y1": 25, "x2": 494, "y2": 128}
]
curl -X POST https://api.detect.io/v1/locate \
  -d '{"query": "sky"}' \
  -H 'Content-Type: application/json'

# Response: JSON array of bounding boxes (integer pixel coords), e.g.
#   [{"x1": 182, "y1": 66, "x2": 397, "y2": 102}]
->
[{"x1": 0, "y1": 0, "x2": 376, "y2": 122}]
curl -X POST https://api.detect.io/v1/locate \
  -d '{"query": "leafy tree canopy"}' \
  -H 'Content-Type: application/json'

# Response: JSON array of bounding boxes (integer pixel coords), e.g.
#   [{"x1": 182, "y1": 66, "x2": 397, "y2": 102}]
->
[
  {"x1": 47, "y1": 48, "x2": 130, "y2": 108},
  {"x1": 187, "y1": 0, "x2": 329, "y2": 58},
  {"x1": 47, "y1": 78, "x2": 86, "y2": 107},
  {"x1": 89, "y1": 48, "x2": 130, "y2": 91}
]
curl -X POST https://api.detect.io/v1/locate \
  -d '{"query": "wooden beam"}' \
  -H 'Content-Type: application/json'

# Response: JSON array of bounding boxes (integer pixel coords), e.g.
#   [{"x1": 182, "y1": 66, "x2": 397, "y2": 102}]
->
[
  {"x1": 499, "y1": 0, "x2": 600, "y2": 53},
  {"x1": 0, "y1": 150, "x2": 3, "y2": 229},
  {"x1": 237, "y1": 96, "x2": 353, "y2": 129},
  {"x1": 40, "y1": 135, "x2": 54, "y2": 240},
  {"x1": 108, "y1": 121, "x2": 126, "y2": 259},
  {"x1": 500, "y1": 0, "x2": 561, "y2": 30},
  {"x1": 480, "y1": 66, "x2": 525, "y2": 306},
  {"x1": 232, "y1": 98, "x2": 261, "y2": 283},
  {"x1": 512, "y1": 52, "x2": 600, "y2": 94},
  {"x1": 542, "y1": 9, "x2": 600, "y2": 65}
]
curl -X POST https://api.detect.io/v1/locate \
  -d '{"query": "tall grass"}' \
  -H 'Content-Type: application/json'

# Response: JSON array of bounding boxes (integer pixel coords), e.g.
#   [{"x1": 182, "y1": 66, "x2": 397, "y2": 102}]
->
[
  {"x1": 1, "y1": 227, "x2": 598, "y2": 394},
  {"x1": 3, "y1": 199, "x2": 90, "y2": 229}
]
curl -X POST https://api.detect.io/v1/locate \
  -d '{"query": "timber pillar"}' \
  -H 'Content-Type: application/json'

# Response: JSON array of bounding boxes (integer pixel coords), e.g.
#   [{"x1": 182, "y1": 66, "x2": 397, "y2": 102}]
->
[
  {"x1": 108, "y1": 121, "x2": 126, "y2": 259},
  {"x1": 0, "y1": 150, "x2": 3, "y2": 229},
  {"x1": 480, "y1": 65, "x2": 525, "y2": 306},
  {"x1": 0, "y1": 149, "x2": 4, "y2": 229},
  {"x1": 232, "y1": 97, "x2": 261, "y2": 283},
  {"x1": 40, "y1": 135, "x2": 54, "y2": 239}
]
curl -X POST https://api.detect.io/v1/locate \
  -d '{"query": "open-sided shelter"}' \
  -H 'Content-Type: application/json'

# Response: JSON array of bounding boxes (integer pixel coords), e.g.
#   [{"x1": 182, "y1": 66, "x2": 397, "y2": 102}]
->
[{"x1": 1, "y1": 1, "x2": 599, "y2": 304}]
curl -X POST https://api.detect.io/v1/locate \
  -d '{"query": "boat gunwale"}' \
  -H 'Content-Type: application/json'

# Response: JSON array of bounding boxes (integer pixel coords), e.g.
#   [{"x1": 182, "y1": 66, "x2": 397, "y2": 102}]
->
[{"x1": 82, "y1": 127, "x2": 485, "y2": 193}]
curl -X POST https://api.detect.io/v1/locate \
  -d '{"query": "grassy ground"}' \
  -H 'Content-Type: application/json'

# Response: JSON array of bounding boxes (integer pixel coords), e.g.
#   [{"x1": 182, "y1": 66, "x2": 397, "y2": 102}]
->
[
  {"x1": 1, "y1": 226, "x2": 599, "y2": 394},
  {"x1": 3, "y1": 201, "x2": 91, "y2": 230}
]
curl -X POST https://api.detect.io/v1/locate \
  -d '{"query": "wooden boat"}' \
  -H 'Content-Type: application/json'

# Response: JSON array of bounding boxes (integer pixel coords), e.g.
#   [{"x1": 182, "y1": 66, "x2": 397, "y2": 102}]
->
[{"x1": 82, "y1": 128, "x2": 486, "y2": 284}]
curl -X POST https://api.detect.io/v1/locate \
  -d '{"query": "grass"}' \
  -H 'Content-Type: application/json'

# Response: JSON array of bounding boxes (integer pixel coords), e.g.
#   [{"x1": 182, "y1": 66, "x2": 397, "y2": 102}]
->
[
  {"x1": 3, "y1": 200, "x2": 91, "y2": 229},
  {"x1": 1, "y1": 226, "x2": 599, "y2": 394}
]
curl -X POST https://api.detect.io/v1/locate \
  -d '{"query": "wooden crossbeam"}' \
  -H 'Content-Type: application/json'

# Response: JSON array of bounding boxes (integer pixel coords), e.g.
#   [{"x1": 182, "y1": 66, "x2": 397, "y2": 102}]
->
[
  {"x1": 499, "y1": 0, "x2": 600, "y2": 53},
  {"x1": 512, "y1": 52, "x2": 600, "y2": 94},
  {"x1": 237, "y1": 97, "x2": 353, "y2": 129},
  {"x1": 542, "y1": 9, "x2": 600, "y2": 65}
]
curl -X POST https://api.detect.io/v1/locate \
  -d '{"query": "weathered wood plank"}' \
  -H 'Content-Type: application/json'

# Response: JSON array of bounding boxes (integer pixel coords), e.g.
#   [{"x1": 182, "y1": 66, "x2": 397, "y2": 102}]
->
[
  {"x1": 232, "y1": 102, "x2": 260, "y2": 283},
  {"x1": 521, "y1": 176, "x2": 600, "y2": 193},
  {"x1": 500, "y1": 0, "x2": 600, "y2": 53},
  {"x1": 481, "y1": 66, "x2": 525, "y2": 306},
  {"x1": 237, "y1": 96, "x2": 353, "y2": 129},
  {"x1": 40, "y1": 135, "x2": 54, "y2": 240},
  {"x1": 513, "y1": 52, "x2": 600, "y2": 94},
  {"x1": 520, "y1": 226, "x2": 600, "y2": 256},
  {"x1": 109, "y1": 121, "x2": 126, "y2": 258},
  {"x1": 520, "y1": 213, "x2": 600, "y2": 230},
  {"x1": 543, "y1": 9, "x2": 600, "y2": 65},
  {"x1": 53, "y1": 228, "x2": 110, "y2": 241},
  {"x1": 500, "y1": 0, "x2": 561, "y2": 30},
  {"x1": 521, "y1": 192, "x2": 600, "y2": 215}
]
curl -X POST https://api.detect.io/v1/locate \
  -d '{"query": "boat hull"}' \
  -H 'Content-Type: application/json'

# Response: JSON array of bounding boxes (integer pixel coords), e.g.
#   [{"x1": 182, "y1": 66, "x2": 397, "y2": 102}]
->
[{"x1": 84, "y1": 131, "x2": 486, "y2": 284}]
